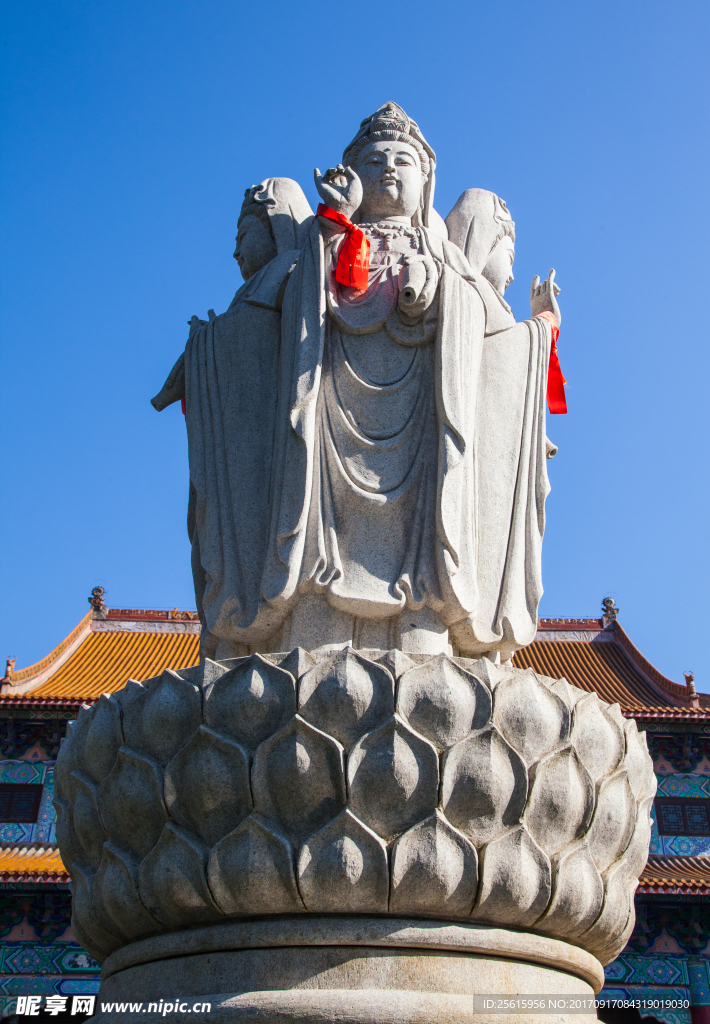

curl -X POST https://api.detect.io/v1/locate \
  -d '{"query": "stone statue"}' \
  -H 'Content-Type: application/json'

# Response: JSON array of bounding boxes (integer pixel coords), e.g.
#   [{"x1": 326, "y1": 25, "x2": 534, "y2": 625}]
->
[
  {"x1": 152, "y1": 178, "x2": 314, "y2": 641},
  {"x1": 154, "y1": 102, "x2": 562, "y2": 662},
  {"x1": 57, "y1": 102, "x2": 656, "y2": 1024}
]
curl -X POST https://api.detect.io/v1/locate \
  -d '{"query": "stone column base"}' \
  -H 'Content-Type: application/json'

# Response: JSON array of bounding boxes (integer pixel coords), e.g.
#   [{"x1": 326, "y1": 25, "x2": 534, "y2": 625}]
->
[{"x1": 92, "y1": 916, "x2": 603, "y2": 1024}]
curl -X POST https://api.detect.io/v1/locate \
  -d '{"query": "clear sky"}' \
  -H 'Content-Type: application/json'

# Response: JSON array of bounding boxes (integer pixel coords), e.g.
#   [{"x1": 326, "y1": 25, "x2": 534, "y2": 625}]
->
[{"x1": 1, "y1": 0, "x2": 709, "y2": 690}]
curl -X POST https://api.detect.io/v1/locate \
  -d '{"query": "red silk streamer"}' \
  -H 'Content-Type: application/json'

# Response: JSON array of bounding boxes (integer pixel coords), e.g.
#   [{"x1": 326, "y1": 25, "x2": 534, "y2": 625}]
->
[
  {"x1": 537, "y1": 310, "x2": 567, "y2": 415},
  {"x1": 181, "y1": 397, "x2": 186, "y2": 417},
  {"x1": 316, "y1": 204, "x2": 370, "y2": 290}
]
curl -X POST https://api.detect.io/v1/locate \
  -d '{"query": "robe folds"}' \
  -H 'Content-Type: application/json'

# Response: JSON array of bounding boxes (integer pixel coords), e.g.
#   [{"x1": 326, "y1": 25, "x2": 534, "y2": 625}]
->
[{"x1": 186, "y1": 221, "x2": 553, "y2": 657}]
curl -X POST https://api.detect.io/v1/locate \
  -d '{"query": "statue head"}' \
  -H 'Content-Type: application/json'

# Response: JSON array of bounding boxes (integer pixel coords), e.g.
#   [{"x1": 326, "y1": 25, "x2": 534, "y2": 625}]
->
[
  {"x1": 234, "y1": 177, "x2": 314, "y2": 281},
  {"x1": 445, "y1": 189, "x2": 516, "y2": 294},
  {"x1": 343, "y1": 102, "x2": 438, "y2": 228}
]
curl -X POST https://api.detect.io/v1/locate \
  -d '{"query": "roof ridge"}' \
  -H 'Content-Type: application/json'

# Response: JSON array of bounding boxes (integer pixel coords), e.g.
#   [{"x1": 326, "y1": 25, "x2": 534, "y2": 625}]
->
[
  {"x1": 6, "y1": 611, "x2": 92, "y2": 686},
  {"x1": 612, "y1": 621, "x2": 699, "y2": 705}
]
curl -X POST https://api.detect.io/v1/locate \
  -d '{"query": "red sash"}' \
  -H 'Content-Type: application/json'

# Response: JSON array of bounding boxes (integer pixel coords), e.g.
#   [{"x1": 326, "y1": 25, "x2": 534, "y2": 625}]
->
[
  {"x1": 316, "y1": 203, "x2": 370, "y2": 290},
  {"x1": 537, "y1": 310, "x2": 567, "y2": 414}
]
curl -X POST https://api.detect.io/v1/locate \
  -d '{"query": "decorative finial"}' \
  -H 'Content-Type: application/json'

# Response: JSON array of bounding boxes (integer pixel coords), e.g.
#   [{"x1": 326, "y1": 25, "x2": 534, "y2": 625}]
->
[
  {"x1": 88, "y1": 586, "x2": 107, "y2": 618},
  {"x1": 601, "y1": 596, "x2": 619, "y2": 628},
  {"x1": 684, "y1": 671, "x2": 699, "y2": 709},
  {"x1": 2, "y1": 657, "x2": 16, "y2": 683}
]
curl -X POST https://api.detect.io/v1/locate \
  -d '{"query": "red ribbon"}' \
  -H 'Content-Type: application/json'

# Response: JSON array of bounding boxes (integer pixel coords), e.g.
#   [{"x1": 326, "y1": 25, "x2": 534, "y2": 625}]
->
[
  {"x1": 316, "y1": 203, "x2": 370, "y2": 291},
  {"x1": 537, "y1": 310, "x2": 567, "y2": 415}
]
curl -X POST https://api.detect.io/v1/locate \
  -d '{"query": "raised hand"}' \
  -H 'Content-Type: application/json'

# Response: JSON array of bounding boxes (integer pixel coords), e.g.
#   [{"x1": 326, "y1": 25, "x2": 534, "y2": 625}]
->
[
  {"x1": 314, "y1": 164, "x2": 362, "y2": 220},
  {"x1": 530, "y1": 269, "x2": 562, "y2": 327}
]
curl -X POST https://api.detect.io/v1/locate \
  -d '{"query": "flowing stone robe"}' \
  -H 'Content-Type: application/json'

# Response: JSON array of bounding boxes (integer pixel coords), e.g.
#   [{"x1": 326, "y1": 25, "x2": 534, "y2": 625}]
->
[
  {"x1": 241, "y1": 220, "x2": 553, "y2": 656},
  {"x1": 187, "y1": 212, "x2": 553, "y2": 657},
  {"x1": 185, "y1": 249, "x2": 300, "y2": 649}
]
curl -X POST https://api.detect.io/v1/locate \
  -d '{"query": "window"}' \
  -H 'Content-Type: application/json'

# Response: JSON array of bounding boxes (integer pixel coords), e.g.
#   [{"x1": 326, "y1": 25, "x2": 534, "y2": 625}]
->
[
  {"x1": 0, "y1": 784, "x2": 44, "y2": 823},
  {"x1": 655, "y1": 798, "x2": 710, "y2": 836}
]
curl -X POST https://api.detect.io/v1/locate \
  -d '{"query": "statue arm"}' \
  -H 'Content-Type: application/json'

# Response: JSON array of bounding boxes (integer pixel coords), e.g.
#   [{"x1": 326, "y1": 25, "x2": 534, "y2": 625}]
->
[
  {"x1": 150, "y1": 316, "x2": 206, "y2": 412},
  {"x1": 151, "y1": 351, "x2": 185, "y2": 411}
]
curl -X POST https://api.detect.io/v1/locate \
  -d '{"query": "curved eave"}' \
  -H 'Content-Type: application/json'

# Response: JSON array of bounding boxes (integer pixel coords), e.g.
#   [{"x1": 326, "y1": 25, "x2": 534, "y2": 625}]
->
[
  {"x1": 637, "y1": 855, "x2": 710, "y2": 895},
  {"x1": 0, "y1": 845, "x2": 68, "y2": 882},
  {"x1": 515, "y1": 620, "x2": 709, "y2": 714},
  {"x1": 1, "y1": 616, "x2": 200, "y2": 702}
]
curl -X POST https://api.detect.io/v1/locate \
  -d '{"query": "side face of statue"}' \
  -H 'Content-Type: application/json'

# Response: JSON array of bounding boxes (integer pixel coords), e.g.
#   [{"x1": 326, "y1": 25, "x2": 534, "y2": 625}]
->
[{"x1": 154, "y1": 104, "x2": 562, "y2": 664}]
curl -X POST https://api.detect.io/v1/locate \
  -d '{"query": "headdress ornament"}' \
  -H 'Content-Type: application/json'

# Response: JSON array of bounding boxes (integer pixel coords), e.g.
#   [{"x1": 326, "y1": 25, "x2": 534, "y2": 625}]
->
[
  {"x1": 342, "y1": 102, "x2": 441, "y2": 233},
  {"x1": 342, "y1": 101, "x2": 436, "y2": 170}
]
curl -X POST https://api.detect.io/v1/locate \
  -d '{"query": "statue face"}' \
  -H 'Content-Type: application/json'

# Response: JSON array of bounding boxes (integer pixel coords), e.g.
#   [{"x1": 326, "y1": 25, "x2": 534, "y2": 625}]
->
[
  {"x1": 234, "y1": 214, "x2": 277, "y2": 281},
  {"x1": 355, "y1": 140, "x2": 423, "y2": 221},
  {"x1": 482, "y1": 236, "x2": 515, "y2": 294}
]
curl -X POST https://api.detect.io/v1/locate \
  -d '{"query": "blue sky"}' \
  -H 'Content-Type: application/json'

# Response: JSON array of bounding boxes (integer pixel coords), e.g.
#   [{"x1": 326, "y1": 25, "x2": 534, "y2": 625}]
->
[{"x1": 1, "y1": 0, "x2": 709, "y2": 689}]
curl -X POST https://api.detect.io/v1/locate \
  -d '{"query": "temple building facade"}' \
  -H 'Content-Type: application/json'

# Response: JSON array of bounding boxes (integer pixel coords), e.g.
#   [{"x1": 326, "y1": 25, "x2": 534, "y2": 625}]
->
[{"x1": 0, "y1": 596, "x2": 708, "y2": 1023}]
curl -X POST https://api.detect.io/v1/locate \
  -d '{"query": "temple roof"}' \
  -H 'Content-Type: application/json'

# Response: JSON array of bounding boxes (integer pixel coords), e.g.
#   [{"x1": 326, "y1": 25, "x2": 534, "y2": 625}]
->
[
  {"x1": 0, "y1": 845, "x2": 68, "y2": 883},
  {"x1": 1, "y1": 608, "x2": 707, "y2": 717},
  {"x1": 1, "y1": 608, "x2": 200, "y2": 704},
  {"x1": 638, "y1": 855, "x2": 710, "y2": 895}
]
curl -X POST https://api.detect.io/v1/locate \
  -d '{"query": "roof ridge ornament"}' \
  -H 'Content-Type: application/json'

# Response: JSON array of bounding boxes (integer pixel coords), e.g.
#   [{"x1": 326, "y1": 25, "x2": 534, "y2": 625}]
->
[
  {"x1": 684, "y1": 671, "x2": 700, "y2": 709},
  {"x1": 601, "y1": 596, "x2": 619, "y2": 629},
  {"x1": 88, "y1": 586, "x2": 108, "y2": 620}
]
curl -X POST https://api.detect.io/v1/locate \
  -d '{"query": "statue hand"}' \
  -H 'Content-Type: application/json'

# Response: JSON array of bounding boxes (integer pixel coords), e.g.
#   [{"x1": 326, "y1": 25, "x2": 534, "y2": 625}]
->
[
  {"x1": 314, "y1": 165, "x2": 362, "y2": 221},
  {"x1": 530, "y1": 269, "x2": 561, "y2": 327},
  {"x1": 398, "y1": 256, "x2": 438, "y2": 317}
]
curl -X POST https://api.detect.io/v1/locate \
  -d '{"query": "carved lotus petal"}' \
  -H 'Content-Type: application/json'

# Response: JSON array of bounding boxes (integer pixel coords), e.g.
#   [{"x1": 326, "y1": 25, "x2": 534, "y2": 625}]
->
[
  {"x1": 550, "y1": 678, "x2": 586, "y2": 710},
  {"x1": 348, "y1": 716, "x2": 438, "y2": 842},
  {"x1": 52, "y1": 796, "x2": 84, "y2": 876},
  {"x1": 83, "y1": 695, "x2": 123, "y2": 785},
  {"x1": 493, "y1": 669, "x2": 569, "y2": 764},
  {"x1": 624, "y1": 720, "x2": 657, "y2": 802},
  {"x1": 298, "y1": 809, "x2": 388, "y2": 913},
  {"x1": 571, "y1": 695, "x2": 624, "y2": 782},
  {"x1": 374, "y1": 649, "x2": 417, "y2": 681},
  {"x1": 586, "y1": 769, "x2": 636, "y2": 873},
  {"x1": 164, "y1": 726, "x2": 252, "y2": 848},
  {"x1": 91, "y1": 842, "x2": 160, "y2": 941},
  {"x1": 272, "y1": 647, "x2": 317, "y2": 680},
  {"x1": 442, "y1": 727, "x2": 527, "y2": 846},
  {"x1": 112, "y1": 679, "x2": 146, "y2": 710},
  {"x1": 397, "y1": 655, "x2": 491, "y2": 750},
  {"x1": 178, "y1": 659, "x2": 229, "y2": 688},
  {"x1": 298, "y1": 650, "x2": 394, "y2": 750},
  {"x1": 208, "y1": 814, "x2": 304, "y2": 916},
  {"x1": 71, "y1": 770, "x2": 105, "y2": 868},
  {"x1": 54, "y1": 722, "x2": 78, "y2": 806},
  {"x1": 580, "y1": 856, "x2": 636, "y2": 964},
  {"x1": 525, "y1": 748, "x2": 594, "y2": 857},
  {"x1": 204, "y1": 654, "x2": 296, "y2": 750},
  {"x1": 467, "y1": 657, "x2": 509, "y2": 692},
  {"x1": 390, "y1": 810, "x2": 478, "y2": 918},
  {"x1": 138, "y1": 822, "x2": 220, "y2": 928},
  {"x1": 620, "y1": 796, "x2": 654, "y2": 881},
  {"x1": 70, "y1": 704, "x2": 94, "y2": 766},
  {"x1": 122, "y1": 669, "x2": 201, "y2": 765},
  {"x1": 98, "y1": 747, "x2": 167, "y2": 861},
  {"x1": 586, "y1": 800, "x2": 654, "y2": 964},
  {"x1": 473, "y1": 826, "x2": 551, "y2": 928},
  {"x1": 252, "y1": 716, "x2": 346, "y2": 844},
  {"x1": 535, "y1": 840, "x2": 603, "y2": 940},
  {"x1": 71, "y1": 861, "x2": 121, "y2": 962}
]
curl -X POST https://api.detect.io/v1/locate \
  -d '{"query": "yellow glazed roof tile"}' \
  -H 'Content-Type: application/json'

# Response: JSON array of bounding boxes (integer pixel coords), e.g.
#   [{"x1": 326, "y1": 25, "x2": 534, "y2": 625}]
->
[
  {"x1": 28, "y1": 630, "x2": 200, "y2": 699},
  {"x1": 0, "y1": 846, "x2": 68, "y2": 880}
]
